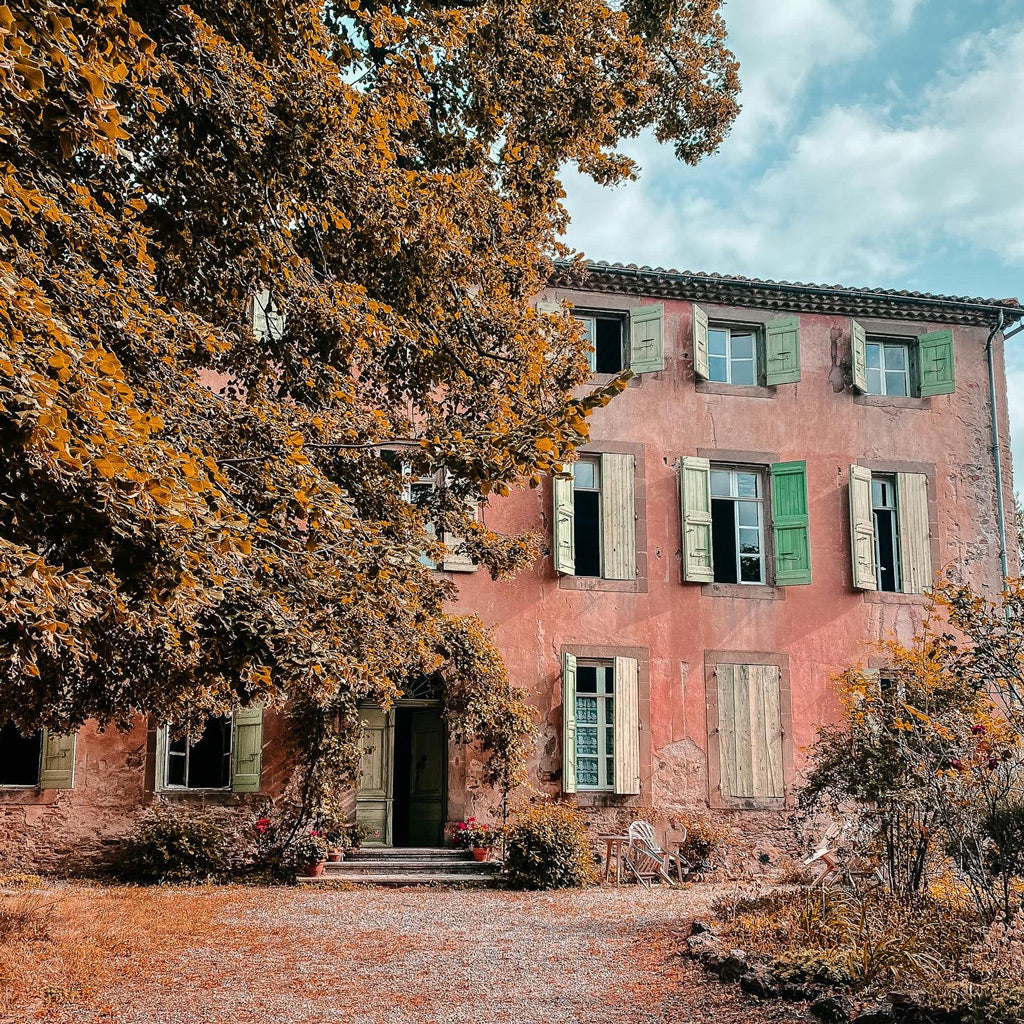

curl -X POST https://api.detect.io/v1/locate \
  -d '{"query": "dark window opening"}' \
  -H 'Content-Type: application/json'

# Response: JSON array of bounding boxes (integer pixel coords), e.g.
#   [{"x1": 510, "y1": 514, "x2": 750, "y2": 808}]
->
[
  {"x1": 711, "y1": 500, "x2": 738, "y2": 584},
  {"x1": 871, "y1": 475, "x2": 900, "y2": 592},
  {"x1": 594, "y1": 317, "x2": 624, "y2": 373},
  {"x1": 0, "y1": 723, "x2": 42, "y2": 786},
  {"x1": 574, "y1": 490, "x2": 601, "y2": 578},
  {"x1": 167, "y1": 717, "x2": 232, "y2": 789}
]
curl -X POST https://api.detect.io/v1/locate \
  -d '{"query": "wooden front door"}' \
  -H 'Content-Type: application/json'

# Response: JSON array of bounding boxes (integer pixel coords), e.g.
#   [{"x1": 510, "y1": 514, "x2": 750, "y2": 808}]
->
[
  {"x1": 405, "y1": 707, "x2": 445, "y2": 847},
  {"x1": 355, "y1": 706, "x2": 393, "y2": 846}
]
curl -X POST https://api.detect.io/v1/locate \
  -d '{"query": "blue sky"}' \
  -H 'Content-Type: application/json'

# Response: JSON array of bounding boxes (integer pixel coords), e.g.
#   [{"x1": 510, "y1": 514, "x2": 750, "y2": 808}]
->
[{"x1": 561, "y1": 0, "x2": 1024, "y2": 482}]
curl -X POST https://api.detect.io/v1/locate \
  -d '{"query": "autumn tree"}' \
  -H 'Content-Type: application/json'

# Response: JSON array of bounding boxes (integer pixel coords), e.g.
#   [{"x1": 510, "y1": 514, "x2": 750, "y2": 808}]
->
[{"x1": 0, "y1": 2, "x2": 739, "y2": 793}]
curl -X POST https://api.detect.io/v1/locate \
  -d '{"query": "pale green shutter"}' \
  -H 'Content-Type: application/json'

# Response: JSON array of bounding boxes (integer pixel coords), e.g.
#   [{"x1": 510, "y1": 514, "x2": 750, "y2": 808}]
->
[
  {"x1": 562, "y1": 652, "x2": 577, "y2": 794},
  {"x1": 552, "y1": 473, "x2": 575, "y2": 575},
  {"x1": 154, "y1": 723, "x2": 167, "y2": 790},
  {"x1": 765, "y1": 317, "x2": 801, "y2": 385},
  {"x1": 851, "y1": 319, "x2": 868, "y2": 393},
  {"x1": 39, "y1": 730, "x2": 75, "y2": 789},
  {"x1": 252, "y1": 289, "x2": 285, "y2": 341},
  {"x1": 629, "y1": 304, "x2": 664, "y2": 373},
  {"x1": 849, "y1": 465, "x2": 877, "y2": 590},
  {"x1": 613, "y1": 656, "x2": 640, "y2": 795},
  {"x1": 771, "y1": 461, "x2": 811, "y2": 586},
  {"x1": 600, "y1": 453, "x2": 636, "y2": 580},
  {"x1": 232, "y1": 705, "x2": 264, "y2": 793},
  {"x1": 917, "y1": 329, "x2": 954, "y2": 396},
  {"x1": 717, "y1": 664, "x2": 784, "y2": 801},
  {"x1": 692, "y1": 304, "x2": 710, "y2": 380},
  {"x1": 896, "y1": 472, "x2": 932, "y2": 594},
  {"x1": 680, "y1": 457, "x2": 714, "y2": 583}
]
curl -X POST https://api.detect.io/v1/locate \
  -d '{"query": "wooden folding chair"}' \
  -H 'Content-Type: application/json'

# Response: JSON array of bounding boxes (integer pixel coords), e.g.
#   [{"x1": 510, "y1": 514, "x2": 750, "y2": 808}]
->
[{"x1": 623, "y1": 821, "x2": 686, "y2": 887}]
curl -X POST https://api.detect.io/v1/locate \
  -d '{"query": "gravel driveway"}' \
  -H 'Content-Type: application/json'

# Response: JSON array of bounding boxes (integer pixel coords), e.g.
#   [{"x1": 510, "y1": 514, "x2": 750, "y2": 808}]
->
[{"x1": 8, "y1": 882, "x2": 807, "y2": 1024}]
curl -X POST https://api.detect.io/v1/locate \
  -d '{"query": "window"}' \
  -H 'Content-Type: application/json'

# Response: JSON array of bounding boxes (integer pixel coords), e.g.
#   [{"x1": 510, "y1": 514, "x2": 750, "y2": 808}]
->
[
  {"x1": 708, "y1": 326, "x2": 758, "y2": 385},
  {"x1": 849, "y1": 466, "x2": 932, "y2": 594},
  {"x1": 680, "y1": 458, "x2": 811, "y2": 587},
  {"x1": 871, "y1": 474, "x2": 901, "y2": 592},
  {"x1": 709, "y1": 661, "x2": 787, "y2": 805},
  {"x1": 537, "y1": 301, "x2": 665, "y2": 374},
  {"x1": 851, "y1": 322, "x2": 955, "y2": 397},
  {"x1": 397, "y1": 461, "x2": 478, "y2": 573},
  {"x1": 693, "y1": 306, "x2": 802, "y2": 385},
  {"x1": 0, "y1": 723, "x2": 42, "y2": 786},
  {"x1": 710, "y1": 468, "x2": 765, "y2": 584},
  {"x1": 864, "y1": 339, "x2": 910, "y2": 396},
  {"x1": 573, "y1": 314, "x2": 625, "y2": 374},
  {"x1": 156, "y1": 708, "x2": 264, "y2": 793},
  {"x1": 573, "y1": 662, "x2": 615, "y2": 790},
  {"x1": 553, "y1": 453, "x2": 637, "y2": 581},
  {"x1": 561, "y1": 652, "x2": 640, "y2": 795}
]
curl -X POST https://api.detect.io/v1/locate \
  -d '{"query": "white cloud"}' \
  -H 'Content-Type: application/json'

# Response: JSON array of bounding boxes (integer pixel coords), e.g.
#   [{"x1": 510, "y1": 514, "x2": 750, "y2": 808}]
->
[{"x1": 890, "y1": 0, "x2": 923, "y2": 29}]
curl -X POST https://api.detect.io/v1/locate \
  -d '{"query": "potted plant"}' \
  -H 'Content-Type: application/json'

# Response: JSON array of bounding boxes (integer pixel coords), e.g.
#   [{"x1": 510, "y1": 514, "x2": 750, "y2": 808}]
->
[
  {"x1": 345, "y1": 822, "x2": 377, "y2": 855},
  {"x1": 450, "y1": 817, "x2": 500, "y2": 861},
  {"x1": 294, "y1": 829, "x2": 330, "y2": 877}
]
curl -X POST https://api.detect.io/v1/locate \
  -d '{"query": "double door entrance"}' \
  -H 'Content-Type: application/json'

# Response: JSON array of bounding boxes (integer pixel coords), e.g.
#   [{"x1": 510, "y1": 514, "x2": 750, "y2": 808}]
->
[{"x1": 355, "y1": 704, "x2": 446, "y2": 847}]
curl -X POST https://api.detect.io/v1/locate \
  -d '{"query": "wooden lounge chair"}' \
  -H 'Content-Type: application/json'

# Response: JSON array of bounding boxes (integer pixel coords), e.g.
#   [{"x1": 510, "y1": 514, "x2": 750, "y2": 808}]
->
[{"x1": 623, "y1": 821, "x2": 689, "y2": 887}]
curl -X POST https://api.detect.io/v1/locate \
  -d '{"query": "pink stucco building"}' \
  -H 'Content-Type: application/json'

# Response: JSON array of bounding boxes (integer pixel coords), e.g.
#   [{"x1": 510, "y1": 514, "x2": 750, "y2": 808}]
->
[{"x1": 2, "y1": 264, "x2": 1020, "y2": 868}]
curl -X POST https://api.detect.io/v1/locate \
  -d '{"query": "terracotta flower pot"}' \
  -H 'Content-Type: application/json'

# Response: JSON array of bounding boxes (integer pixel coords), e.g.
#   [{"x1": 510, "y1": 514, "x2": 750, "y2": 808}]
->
[
  {"x1": 304, "y1": 861, "x2": 325, "y2": 877},
  {"x1": 327, "y1": 850, "x2": 343, "y2": 863},
  {"x1": 472, "y1": 847, "x2": 488, "y2": 862}
]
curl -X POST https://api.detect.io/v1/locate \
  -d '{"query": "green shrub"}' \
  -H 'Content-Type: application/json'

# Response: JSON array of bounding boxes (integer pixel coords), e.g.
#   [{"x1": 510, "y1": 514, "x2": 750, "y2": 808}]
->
[
  {"x1": 116, "y1": 807, "x2": 235, "y2": 884},
  {"x1": 920, "y1": 983, "x2": 1024, "y2": 1024},
  {"x1": 504, "y1": 801, "x2": 594, "y2": 890}
]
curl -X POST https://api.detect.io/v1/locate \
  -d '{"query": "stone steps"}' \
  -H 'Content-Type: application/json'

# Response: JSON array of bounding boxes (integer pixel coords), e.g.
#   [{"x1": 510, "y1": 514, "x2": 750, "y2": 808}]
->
[{"x1": 296, "y1": 847, "x2": 501, "y2": 887}]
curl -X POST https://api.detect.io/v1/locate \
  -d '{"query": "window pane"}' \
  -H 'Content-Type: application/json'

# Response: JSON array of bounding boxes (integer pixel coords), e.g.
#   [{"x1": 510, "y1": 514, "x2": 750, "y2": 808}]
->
[
  {"x1": 740, "y1": 557, "x2": 763, "y2": 583},
  {"x1": 0, "y1": 723, "x2": 42, "y2": 786},
  {"x1": 603, "y1": 666, "x2": 615, "y2": 695},
  {"x1": 708, "y1": 329, "x2": 728, "y2": 356},
  {"x1": 865, "y1": 343, "x2": 881, "y2": 369},
  {"x1": 736, "y1": 473, "x2": 759, "y2": 498},
  {"x1": 866, "y1": 367, "x2": 883, "y2": 394},
  {"x1": 885, "y1": 370, "x2": 908, "y2": 397},
  {"x1": 577, "y1": 759, "x2": 599, "y2": 786},
  {"x1": 573, "y1": 316, "x2": 596, "y2": 345},
  {"x1": 731, "y1": 358, "x2": 756, "y2": 386},
  {"x1": 710, "y1": 470, "x2": 732, "y2": 497},
  {"x1": 739, "y1": 527, "x2": 760, "y2": 554},
  {"x1": 737, "y1": 502, "x2": 759, "y2": 527},
  {"x1": 731, "y1": 333, "x2": 754, "y2": 359},
  {"x1": 185, "y1": 717, "x2": 231, "y2": 789},
  {"x1": 708, "y1": 355, "x2": 728, "y2": 382},
  {"x1": 166, "y1": 750, "x2": 186, "y2": 787},
  {"x1": 576, "y1": 728, "x2": 598, "y2": 755},
  {"x1": 576, "y1": 696, "x2": 599, "y2": 724},
  {"x1": 572, "y1": 460, "x2": 597, "y2": 490},
  {"x1": 576, "y1": 665, "x2": 597, "y2": 694},
  {"x1": 410, "y1": 482, "x2": 433, "y2": 507},
  {"x1": 883, "y1": 344, "x2": 907, "y2": 370}
]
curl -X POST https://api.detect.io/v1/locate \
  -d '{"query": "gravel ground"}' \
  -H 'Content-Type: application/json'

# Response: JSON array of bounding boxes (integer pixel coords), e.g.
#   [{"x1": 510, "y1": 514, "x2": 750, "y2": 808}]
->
[{"x1": 9, "y1": 882, "x2": 809, "y2": 1024}]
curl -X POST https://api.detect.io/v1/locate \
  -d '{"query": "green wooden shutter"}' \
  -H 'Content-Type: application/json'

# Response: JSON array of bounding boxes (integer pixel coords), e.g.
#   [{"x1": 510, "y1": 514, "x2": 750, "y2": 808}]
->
[
  {"x1": 917, "y1": 329, "x2": 954, "y2": 396},
  {"x1": 629, "y1": 304, "x2": 664, "y2": 373},
  {"x1": 849, "y1": 465, "x2": 877, "y2": 590},
  {"x1": 600, "y1": 453, "x2": 636, "y2": 580},
  {"x1": 552, "y1": 472, "x2": 575, "y2": 575},
  {"x1": 717, "y1": 664, "x2": 784, "y2": 801},
  {"x1": 771, "y1": 460, "x2": 811, "y2": 586},
  {"x1": 154, "y1": 723, "x2": 167, "y2": 791},
  {"x1": 562, "y1": 652, "x2": 577, "y2": 794},
  {"x1": 765, "y1": 317, "x2": 801, "y2": 385},
  {"x1": 896, "y1": 472, "x2": 932, "y2": 594},
  {"x1": 851, "y1": 319, "x2": 868, "y2": 393},
  {"x1": 692, "y1": 304, "x2": 710, "y2": 380},
  {"x1": 680, "y1": 457, "x2": 714, "y2": 583},
  {"x1": 232, "y1": 705, "x2": 264, "y2": 793},
  {"x1": 39, "y1": 730, "x2": 75, "y2": 789},
  {"x1": 613, "y1": 656, "x2": 641, "y2": 795}
]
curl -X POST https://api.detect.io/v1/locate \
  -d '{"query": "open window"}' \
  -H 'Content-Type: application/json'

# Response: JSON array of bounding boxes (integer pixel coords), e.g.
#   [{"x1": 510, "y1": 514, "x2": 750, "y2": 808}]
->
[
  {"x1": 156, "y1": 707, "x2": 264, "y2": 793},
  {"x1": 851, "y1": 322, "x2": 954, "y2": 397},
  {"x1": 398, "y1": 462, "x2": 479, "y2": 573},
  {"x1": 693, "y1": 305, "x2": 801, "y2": 386},
  {"x1": 561, "y1": 652, "x2": 640, "y2": 795},
  {"x1": 537, "y1": 300, "x2": 664, "y2": 374},
  {"x1": 680, "y1": 458, "x2": 811, "y2": 586},
  {"x1": 0, "y1": 723, "x2": 76, "y2": 789},
  {"x1": 849, "y1": 466, "x2": 932, "y2": 593},
  {"x1": 553, "y1": 454, "x2": 636, "y2": 580}
]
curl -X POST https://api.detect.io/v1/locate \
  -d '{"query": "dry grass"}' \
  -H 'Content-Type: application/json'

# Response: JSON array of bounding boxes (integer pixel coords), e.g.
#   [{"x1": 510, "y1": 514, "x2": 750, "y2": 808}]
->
[{"x1": 0, "y1": 881, "x2": 805, "y2": 1024}]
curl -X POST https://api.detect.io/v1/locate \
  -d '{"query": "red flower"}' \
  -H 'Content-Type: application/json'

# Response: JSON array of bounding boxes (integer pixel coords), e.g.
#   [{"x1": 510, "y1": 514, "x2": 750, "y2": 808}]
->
[{"x1": 255, "y1": 817, "x2": 271, "y2": 835}]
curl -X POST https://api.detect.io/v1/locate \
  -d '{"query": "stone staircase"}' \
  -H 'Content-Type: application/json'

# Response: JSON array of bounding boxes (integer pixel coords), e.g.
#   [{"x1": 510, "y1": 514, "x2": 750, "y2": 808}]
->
[{"x1": 297, "y1": 847, "x2": 501, "y2": 887}]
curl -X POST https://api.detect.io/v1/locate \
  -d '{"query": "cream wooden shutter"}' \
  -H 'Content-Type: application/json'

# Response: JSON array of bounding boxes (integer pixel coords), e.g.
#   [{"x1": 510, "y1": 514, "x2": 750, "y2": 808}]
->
[
  {"x1": 692, "y1": 304, "x2": 710, "y2": 380},
  {"x1": 717, "y1": 664, "x2": 784, "y2": 801},
  {"x1": 536, "y1": 300, "x2": 562, "y2": 315},
  {"x1": 39, "y1": 730, "x2": 76, "y2": 789},
  {"x1": 231, "y1": 705, "x2": 264, "y2": 793},
  {"x1": 629, "y1": 304, "x2": 665, "y2": 373},
  {"x1": 442, "y1": 486, "x2": 479, "y2": 573},
  {"x1": 562, "y1": 652, "x2": 578, "y2": 794},
  {"x1": 896, "y1": 472, "x2": 932, "y2": 594},
  {"x1": 849, "y1": 465, "x2": 877, "y2": 590},
  {"x1": 251, "y1": 289, "x2": 285, "y2": 341},
  {"x1": 552, "y1": 473, "x2": 575, "y2": 575},
  {"x1": 765, "y1": 317, "x2": 801, "y2": 385},
  {"x1": 600, "y1": 453, "x2": 636, "y2": 580},
  {"x1": 154, "y1": 723, "x2": 167, "y2": 791},
  {"x1": 680, "y1": 457, "x2": 714, "y2": 583},
  {"x1": 613, "y1": 656, "x2": 641, "y2": 795},
  {"x1": 851, "y1": 319, "x2": 868, "y2": 393}
]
